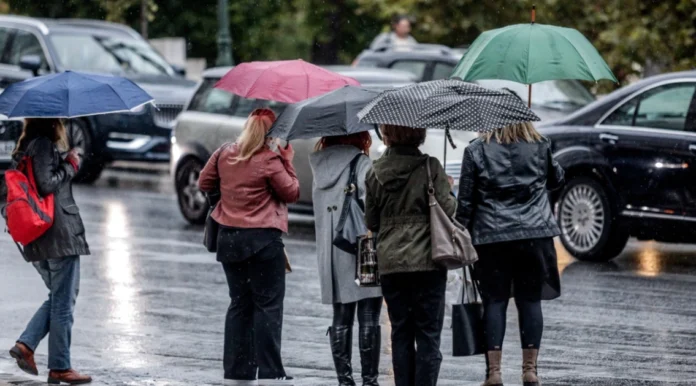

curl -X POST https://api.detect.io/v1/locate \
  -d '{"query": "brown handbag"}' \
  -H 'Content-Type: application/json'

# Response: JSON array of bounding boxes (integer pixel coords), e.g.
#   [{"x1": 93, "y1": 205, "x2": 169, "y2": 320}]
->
[{"x1": 425, "y1": 158, "x2": 478, "y2": 270}]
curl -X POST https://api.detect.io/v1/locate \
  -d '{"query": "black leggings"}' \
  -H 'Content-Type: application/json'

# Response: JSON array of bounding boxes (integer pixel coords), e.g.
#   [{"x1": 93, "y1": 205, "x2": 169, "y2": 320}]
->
[
  {"x1": 484, "y1": 297, "x2": 543, "y2": 351},
  {"x1": 333, "y1": 297, "x2": 382, "y2": 328}
]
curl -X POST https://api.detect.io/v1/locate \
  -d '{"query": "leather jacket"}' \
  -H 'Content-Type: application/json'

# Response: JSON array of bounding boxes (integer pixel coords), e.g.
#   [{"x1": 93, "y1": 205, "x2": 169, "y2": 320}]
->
[{"x1": 455, "y1": 137, "x2": 564, "y2": 245}]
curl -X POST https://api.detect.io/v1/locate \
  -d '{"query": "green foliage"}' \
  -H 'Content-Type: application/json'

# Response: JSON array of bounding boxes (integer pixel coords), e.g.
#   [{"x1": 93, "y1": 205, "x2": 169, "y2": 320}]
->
[{"x1": 4, "y1": 0, "x2": 696, "y2": 88}]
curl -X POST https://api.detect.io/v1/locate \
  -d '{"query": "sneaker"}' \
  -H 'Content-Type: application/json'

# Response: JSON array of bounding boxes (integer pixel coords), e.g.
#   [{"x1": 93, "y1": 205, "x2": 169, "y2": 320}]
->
[
  {"x1": 223, "y1": 380, "x2": 258, "y2": 386},
  {"x1": 258, "y1": 376, "x2": 294, "y2": 386}
]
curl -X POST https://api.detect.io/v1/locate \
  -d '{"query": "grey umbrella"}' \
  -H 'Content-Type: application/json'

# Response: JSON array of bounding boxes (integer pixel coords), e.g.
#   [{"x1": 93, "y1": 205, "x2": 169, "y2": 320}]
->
[
  {"x1": 357, "y1": 79, "x2": 540, "y2": 133},
  {"x1": 267, "y1": 86, "x2": 380, "y2": 141}
]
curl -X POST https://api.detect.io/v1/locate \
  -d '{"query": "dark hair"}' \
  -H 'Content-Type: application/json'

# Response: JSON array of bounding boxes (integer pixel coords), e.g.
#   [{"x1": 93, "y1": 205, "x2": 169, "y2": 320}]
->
[
  {"x1": 315, "y1": 132, "x2": 372, "y2": 155},
  {"x1": 391, "y1": 14, "x2": 411, "y2": 27},
  {"x1": 380, "y1": 124, "x2": 426, "y2": 147},
  {"x1": 13, "y1": 118, "x2": 68, "y2": 157}
]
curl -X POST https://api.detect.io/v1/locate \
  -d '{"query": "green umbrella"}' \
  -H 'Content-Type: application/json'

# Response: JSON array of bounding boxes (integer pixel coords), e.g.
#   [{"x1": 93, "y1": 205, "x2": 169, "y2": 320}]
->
[{"x1": 451, "y1": 13, "x2": 616, "y2": 106}]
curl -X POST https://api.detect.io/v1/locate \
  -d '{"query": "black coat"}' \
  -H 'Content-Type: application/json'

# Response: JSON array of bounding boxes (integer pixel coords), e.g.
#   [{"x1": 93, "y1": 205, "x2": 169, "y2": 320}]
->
[
  {"x1": 13, "y1": 137, "x2": 90, "y2": 261},
  {"x1": 455, "y1": 137, "x2": 564, "y2": 245}
]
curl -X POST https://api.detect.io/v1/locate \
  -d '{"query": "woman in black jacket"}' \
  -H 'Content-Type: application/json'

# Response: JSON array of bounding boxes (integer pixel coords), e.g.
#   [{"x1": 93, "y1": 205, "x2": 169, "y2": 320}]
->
[
  {"x1": 455, "y1": 122, "x2": 564, "y2": 386},
  {"x1": 6, "y1": 119, "x2": 92, "y2": 385}
]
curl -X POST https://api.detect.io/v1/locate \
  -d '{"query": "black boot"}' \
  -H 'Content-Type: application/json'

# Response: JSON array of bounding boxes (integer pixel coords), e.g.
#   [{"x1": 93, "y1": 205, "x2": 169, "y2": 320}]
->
[
  {"x1": 359, "y1": 326, "x2": 380, "y2": 386},
  {"x1": 328, "y1": 326, "x2": 356, "y2": 386}
]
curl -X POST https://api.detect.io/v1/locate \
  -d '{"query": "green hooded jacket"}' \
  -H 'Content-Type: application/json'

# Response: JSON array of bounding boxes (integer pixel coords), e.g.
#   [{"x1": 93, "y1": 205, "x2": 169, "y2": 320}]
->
[{"x1": 365, "y1": 146, "x2": 457, "y2": 275}]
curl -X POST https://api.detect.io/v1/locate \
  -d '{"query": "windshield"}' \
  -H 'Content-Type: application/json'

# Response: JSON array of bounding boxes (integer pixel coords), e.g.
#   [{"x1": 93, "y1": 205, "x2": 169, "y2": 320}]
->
[
  {"x1": 50, "y1": 33, "x2": 174, "y2": 76},
  {"x1": 476, "y1": 79, "x2": 595, "y2": 109}
]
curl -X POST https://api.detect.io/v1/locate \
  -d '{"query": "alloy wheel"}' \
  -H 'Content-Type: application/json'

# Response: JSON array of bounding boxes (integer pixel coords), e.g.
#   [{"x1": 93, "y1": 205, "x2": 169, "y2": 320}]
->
[
  {"x1": 181, "y1": 164, "x2": 206, "y2": 213},
  {"x1": 560, "y1": 183, "x2": 605, "y2": 253}
]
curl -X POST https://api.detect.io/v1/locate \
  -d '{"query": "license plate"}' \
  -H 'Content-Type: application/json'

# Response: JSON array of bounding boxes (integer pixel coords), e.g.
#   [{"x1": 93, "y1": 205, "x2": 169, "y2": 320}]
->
[{"x1": 0, "y1": 141, "x2": 15, "y2": 160}]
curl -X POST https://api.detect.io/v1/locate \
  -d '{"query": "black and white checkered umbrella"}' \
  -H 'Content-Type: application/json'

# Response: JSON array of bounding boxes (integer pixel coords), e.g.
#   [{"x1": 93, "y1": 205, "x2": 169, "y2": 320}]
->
[{"x1": 357, "y1": 79, "x2": 540, "y2": 132}]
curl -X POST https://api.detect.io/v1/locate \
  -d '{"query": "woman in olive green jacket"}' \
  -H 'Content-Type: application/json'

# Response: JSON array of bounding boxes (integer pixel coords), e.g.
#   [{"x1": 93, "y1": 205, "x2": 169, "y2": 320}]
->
[{"x1": 364, "y1": 124, "x2": 456, "y2": 386}]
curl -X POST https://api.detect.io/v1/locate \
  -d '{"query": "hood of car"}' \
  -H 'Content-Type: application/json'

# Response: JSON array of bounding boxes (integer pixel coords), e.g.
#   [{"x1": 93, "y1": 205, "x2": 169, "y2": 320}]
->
[{"x1": 123, "y1": 74, "x2": 197, "y2": 106}]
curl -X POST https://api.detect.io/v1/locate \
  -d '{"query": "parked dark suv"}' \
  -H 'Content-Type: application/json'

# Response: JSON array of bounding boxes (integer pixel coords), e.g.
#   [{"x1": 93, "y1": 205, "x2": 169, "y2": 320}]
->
[
  {"x1": 539, "y1": 71, "x2": 696, "y2": 261},
  {"x1": 0, "y1": 16, "x2": 196, "y2": 182}
]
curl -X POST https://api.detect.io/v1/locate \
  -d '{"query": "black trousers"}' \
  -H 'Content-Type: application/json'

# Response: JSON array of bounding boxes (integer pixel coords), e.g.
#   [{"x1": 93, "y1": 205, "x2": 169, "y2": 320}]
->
[
  {"x1": 222, "y1": 240, "x2": 287, "y2": 380},
  {"x1": 484, "y1": 297, "x2": 543, "y2": 351},
  {"x1": 332, "y1": 297, "x2": 383, "y2": 328},
  {"x1": 381, "y1": 270, "x2": 447, "y2": 386}
]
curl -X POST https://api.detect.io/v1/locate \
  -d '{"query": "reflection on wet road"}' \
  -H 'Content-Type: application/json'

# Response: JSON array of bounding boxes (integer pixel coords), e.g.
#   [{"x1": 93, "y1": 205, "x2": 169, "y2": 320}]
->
[{"x1": 1, "y1": 171, "x2": 695, "y2": 385}]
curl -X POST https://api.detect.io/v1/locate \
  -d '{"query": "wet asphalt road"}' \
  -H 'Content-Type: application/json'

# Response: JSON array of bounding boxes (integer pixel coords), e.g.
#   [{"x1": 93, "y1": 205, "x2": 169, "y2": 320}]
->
[{"x1": 1, "y1": 170, "x2": 696, "y2": 386}]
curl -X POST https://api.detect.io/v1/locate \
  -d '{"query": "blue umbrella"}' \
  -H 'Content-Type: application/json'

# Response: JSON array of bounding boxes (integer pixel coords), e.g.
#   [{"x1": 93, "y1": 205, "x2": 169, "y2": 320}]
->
[{"x1": 0, "y1": 71, "x2": 154, "y2": 119}]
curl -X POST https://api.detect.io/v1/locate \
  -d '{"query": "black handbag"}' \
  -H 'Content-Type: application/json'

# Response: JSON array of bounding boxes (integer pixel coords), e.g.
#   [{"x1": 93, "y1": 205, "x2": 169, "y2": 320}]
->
[
  {"x1": 452, "y1": 266, "x2": 486, "y2": 356},
  {"x1": 333, "y1": 154, "x2": 368, "y2": 254},
  {"x1": 203, "y1": 143, "x2": 231, "y2": 253}
]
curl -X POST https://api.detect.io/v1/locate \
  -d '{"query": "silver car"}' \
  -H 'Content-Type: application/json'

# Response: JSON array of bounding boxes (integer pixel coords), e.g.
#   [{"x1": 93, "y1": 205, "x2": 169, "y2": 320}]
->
[{"x1": 171, "y1": 66, "x2": 419, "y2": 224}]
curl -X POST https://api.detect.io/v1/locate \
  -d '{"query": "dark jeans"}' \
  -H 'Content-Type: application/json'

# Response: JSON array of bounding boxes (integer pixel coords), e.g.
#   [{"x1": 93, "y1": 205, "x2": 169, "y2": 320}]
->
[
  {"x1": 332, "y1": 297, "x2": 382, "y2": 328},
  {"x1": 484, "y1": 297, "x2": 543, "y2": 351},
  {"x1": 381, "y1": 270, "x2": 447, "y2": 386},
  {"x1": 18, "y1": 256, "x2": 80, "y2": 370},
  {"x1": 222, "y1": 240, "x2": 287, "y2": 381}
]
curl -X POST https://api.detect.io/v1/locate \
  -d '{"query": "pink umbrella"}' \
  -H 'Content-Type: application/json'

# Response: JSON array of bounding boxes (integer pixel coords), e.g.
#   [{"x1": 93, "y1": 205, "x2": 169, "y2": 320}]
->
[{"x1": 214, "y1": 59, "x2": 360, "y2": 104}]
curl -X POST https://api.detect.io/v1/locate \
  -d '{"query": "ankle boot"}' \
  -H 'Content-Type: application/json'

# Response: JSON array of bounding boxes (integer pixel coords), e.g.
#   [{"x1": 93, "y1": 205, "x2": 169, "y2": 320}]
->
[
  {"x1": 358, "y1": 326, "x2": 380, "y2": 386},
  {"x1": 482, "y1": 350, "x2": 503, "y2": 386},
  {"x1": 522, "y1": 349, "x2": 539, "y2": 386},
  {"x1": 328, "y1": 326, "x2": 356, "y2": 386}
]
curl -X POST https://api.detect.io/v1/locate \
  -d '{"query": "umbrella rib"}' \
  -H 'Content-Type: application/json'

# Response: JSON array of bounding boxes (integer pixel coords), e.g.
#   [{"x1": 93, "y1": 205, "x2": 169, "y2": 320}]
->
[{"x1": 556, "y1": 32, "x2": 607, "y2": 81}]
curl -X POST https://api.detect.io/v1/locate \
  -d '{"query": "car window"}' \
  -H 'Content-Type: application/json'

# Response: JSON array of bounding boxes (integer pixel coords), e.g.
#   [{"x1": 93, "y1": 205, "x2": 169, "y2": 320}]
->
[
  {"x1": 390, "y1": 60, "x2": 427, "y2": 80},
  {"x1": 188, "y1": 79, "x2": 235, "y2": 115},
  {"x1": 634, "y1": 84, "x2": 696, "y2": 131},
  {"x1": 603, "y1": 98, "x2": 639, "y2": 126},
  {"x1": 432, "y1": 62, "x2": 454, "y2": 80},
  {"x1": 0, "y1": 28, "x2": 10, "y2": 59},
  {"x1": 234, "y1": 97, "x2": 287, "y2": 118},
  {"x1": 5, "y1": 30, "x2": 47, "y2": 69}
]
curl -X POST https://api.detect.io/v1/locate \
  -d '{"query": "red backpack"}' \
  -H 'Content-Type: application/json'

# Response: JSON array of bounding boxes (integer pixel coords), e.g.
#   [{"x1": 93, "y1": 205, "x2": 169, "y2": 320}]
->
[{"x1": 4, "y1": 153, "x2": 54, "y2": 245}]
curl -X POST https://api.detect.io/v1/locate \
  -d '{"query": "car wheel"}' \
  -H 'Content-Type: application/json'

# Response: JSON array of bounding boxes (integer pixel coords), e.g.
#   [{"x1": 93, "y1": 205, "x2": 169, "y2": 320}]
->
[
  {"x1": 557, "y1": 177, "x2": 629, "y2": 262},
  {"x1": 67, "y1": 119, "x2": 103, "y2": 184},
  {"x1": 175, "y1": 157, "x2": 208, "y2": 224}
]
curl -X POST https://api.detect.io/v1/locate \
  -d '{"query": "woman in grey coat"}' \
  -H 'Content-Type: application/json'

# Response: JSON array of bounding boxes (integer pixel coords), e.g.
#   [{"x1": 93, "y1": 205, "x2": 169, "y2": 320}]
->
[{"x1": 309, "y1": 132, "x2": 382, "y2": 386}]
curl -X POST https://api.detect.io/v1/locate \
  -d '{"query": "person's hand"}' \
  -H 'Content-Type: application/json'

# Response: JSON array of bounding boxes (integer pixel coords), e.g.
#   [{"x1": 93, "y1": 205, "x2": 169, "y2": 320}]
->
[
  {"x1": 66, "y1": 148, "x2": 81, "y2": 171},
  {"x1": 278, "y1": 143, "x2": 294, "y2": 162},
  {"x1": 447, "y1": 175, "x2": 455, "y2": 188}
]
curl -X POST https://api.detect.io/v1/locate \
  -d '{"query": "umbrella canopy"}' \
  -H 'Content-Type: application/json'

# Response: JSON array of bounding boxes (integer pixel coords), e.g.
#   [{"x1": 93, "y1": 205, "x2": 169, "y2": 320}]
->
[
  {"x1": 214, "y1": 59, "x2": 360, "y2": 104},
  {"x1": 267, "y1": 86, "x2": 379, "y2": 141},
  {"x1": 451, "y1": 23, "x2": 617, "y2": 84},
  {"x1": 358, "y1": 79, "x2": 540, "y2": 133},
  {"x1": 0, "y1": 71, "x2": 153, "y2": 119}
]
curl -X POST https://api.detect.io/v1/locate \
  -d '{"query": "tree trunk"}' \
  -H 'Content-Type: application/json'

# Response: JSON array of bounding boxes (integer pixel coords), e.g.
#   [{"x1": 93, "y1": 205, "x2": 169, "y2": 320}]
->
[{"x1": 310, "y1": 0, "x2": 345, "y2": 64}]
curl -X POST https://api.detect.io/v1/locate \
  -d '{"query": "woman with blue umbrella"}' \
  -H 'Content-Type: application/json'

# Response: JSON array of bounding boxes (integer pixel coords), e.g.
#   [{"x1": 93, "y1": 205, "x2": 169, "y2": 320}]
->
[{"x1": 1, "y1": 71, "x2": 152, "y2": 385}]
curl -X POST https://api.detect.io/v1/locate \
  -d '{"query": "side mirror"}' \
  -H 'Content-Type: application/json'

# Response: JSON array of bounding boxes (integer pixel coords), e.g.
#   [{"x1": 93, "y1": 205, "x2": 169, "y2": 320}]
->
[
  {"x1": 172, "y1": 65, "x2": 186, "y2": 77},
  {"x1": 19, "y1": 55, "x2": 41, "y2": 77}
]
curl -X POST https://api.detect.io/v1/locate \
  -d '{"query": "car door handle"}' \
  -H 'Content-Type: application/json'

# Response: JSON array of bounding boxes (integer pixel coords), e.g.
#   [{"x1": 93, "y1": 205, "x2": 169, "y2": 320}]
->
[{"x1": 599, "y1": 133, "x2": 619, "y2": 144}]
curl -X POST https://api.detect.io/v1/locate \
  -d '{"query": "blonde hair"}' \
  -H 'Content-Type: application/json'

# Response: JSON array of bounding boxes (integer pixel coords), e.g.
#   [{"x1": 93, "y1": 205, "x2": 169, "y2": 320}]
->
[
  {"x1": 13, "y1": 118, "x2": 69, "y2": 157},
  {"x1": 482, "y1": 122, "x2": 542, "y2": 144},
  {"x1": 231, "y1": 108, "x2": 277, "y2": 164}
]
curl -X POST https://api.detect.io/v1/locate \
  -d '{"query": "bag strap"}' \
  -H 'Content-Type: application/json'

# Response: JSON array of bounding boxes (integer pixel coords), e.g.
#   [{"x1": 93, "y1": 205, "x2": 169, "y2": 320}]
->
[
  {"x1": 425, "y1": 156, "x2": 435, "y2": 196},
  {"x1": 346, "y1": 153, "x2": 364, "y2": 211}
]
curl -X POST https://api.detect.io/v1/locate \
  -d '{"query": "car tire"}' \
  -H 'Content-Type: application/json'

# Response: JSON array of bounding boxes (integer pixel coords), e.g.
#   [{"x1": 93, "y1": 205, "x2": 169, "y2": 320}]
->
[
  {"x1": 67, "y1": 119, "x2": 103, "y2": 184},
  {"x1": 175, "y1": 157, "x2": 208, "y2": 225},
  {"x1": 556, "y1": 177, "x2": 629, "y2": 262}
]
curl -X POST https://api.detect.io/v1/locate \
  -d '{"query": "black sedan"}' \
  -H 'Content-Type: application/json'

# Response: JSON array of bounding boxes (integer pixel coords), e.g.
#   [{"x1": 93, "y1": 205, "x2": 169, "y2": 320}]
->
[{"x1": 539, "y1": 70, "x2": 696, "y2": 261}]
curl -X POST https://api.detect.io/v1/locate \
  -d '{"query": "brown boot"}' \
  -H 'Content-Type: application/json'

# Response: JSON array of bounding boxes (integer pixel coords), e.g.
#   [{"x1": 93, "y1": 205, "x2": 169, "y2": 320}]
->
[
  {"x1": 522, "y1": 348, "x2": 540, "y2": 386},
  {"x1": 47, "y1": 369, "x2": 92, "y2": 385},
  {"x1": 9, "y1": 342, "x2": 38, "y2": 376},
  {"x1": 482, "y1": 350, "x2": 503, "y2": 386}
]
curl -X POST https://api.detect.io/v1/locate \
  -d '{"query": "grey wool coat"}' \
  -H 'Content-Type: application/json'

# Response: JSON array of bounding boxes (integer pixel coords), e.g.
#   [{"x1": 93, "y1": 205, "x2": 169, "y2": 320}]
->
[{"x1": 310, "y1": 145, "x2": 382, "y2": 305}]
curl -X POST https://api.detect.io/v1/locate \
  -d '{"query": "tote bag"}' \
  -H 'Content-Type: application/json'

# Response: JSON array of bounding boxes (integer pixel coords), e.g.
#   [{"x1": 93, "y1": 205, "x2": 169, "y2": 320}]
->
[
  {"x1": 333, "y1": 154, "x2": 368, "y2": 253},
  {"x1": 452, "y1": 266, "x2": 485, "y2": 356}
]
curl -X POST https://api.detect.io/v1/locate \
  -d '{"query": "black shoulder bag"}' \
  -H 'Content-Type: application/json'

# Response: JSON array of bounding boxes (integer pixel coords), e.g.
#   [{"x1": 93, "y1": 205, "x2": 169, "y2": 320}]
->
[{"x1": 333, "y1": 154, "x2": 368, "y2": 254}]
